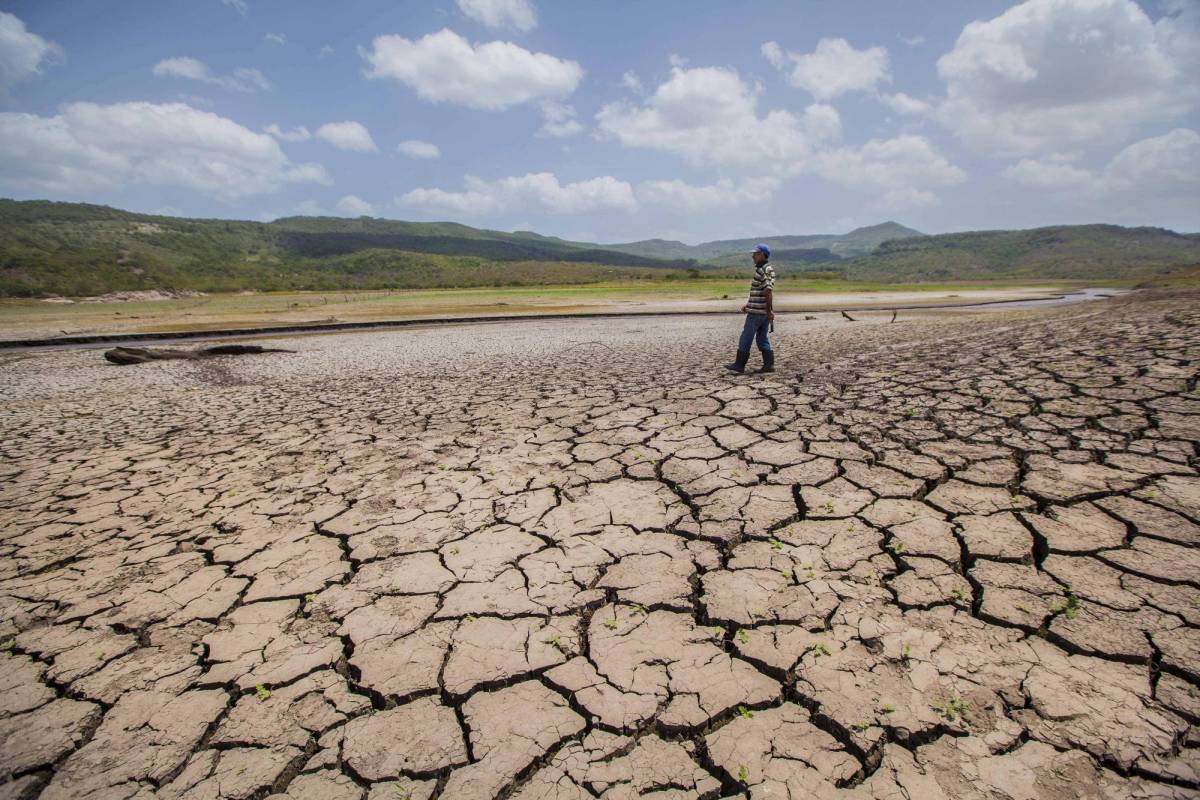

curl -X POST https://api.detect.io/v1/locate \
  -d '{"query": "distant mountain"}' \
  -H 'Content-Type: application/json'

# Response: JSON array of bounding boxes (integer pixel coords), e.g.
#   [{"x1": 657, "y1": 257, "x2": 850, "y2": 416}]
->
[
  {"x1": 2, "y1": 200, "x2": 1196, "y2": 295},
  {"x1": 602, "y1": 221, "x2": 926, "y2": 263},
  {"x1": 0, "y1": 200, "x2": 695, "y2": 296},
  {"x1": 847, "y1": 224, "x2": 1200, "y2": 281}
]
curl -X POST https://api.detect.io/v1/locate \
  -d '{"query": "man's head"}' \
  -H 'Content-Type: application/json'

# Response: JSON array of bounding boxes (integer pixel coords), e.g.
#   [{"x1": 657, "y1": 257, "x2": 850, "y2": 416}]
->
[{"x1": 751, "y1": 243, "x2": 769, "y2": 265}]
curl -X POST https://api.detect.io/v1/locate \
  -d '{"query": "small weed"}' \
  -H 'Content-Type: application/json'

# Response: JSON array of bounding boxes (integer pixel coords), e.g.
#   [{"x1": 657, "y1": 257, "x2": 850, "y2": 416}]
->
[
  {"x1": 603, "y1": 618, "x2": 618, "y2": 630},
  {"x1": 304, "y1": 593, "x2": 316, "y2": 604},
  {"x1": 737, "y1": 629, "x2": 749, "y2": 645},
  {"x1": 437, "y1": 464, "x2": 446, "y2": 471},
  {"x1": 738, "y1": 705, "x2": 754, "y2": 719},
  {"x1": 948, "y1": 588, "x2": 966, "y2": 602},
  {"x1": 879, "y1": 703, "x2": 896, "y2": 714},
  {"x1": 392, "y1": 786, "x2": 412, "y2": 800},
  {"x1": 851, "y1": 720, "x2": 870, "y2": 732},
  {"x1": 542, "y1": 635, "x2": 562, "y2": 648},
  {"x1": 885, "y1": 540, "x2": 906, "y2": 554},
  {"x1": 808, "y1": 642, "x2": 831, "y2": 657},
  {"x1": 748, "y1": 607, "x2": 765, "y2": 620},
  {"x1": 630, "y1": 603, "x2": 648, "y2": 616},
  {"x1": 1056, "y1": 588, "x2": 1081, "y2": 620},
  {"x1": 97, "y1": 652, "x2": 104, "y2": 661},
  {"x1": 738, "y1": 765, "x2": 749, "y2": 784},
  {"x1": 821, "y1": 501, "x2": 836, "y2": 514},
  {"x1": 769, "y1": 537, "x2": 784, "y2": 550},
  {"x1": 932, "y1": 697, "x2": 970, "y2": 722},
  {"x1": 1009, "y1": 495, "x2": 1022, "y2": 504},
  {"x1": 486, "y1": 469, "x2": 495, "y2": 476},
  {"x1": 901, "y1": 643, "x2": 912, "y2": 661},
  {"x1": 255, "y1": 684, "x2": 272, "y2": 702}
]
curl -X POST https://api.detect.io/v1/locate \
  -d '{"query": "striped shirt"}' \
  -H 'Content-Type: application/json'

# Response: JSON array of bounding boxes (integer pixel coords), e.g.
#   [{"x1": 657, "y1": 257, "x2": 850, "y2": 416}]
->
[{"x1": 745, "y1": 262, "x2": 776, "y2": 315}]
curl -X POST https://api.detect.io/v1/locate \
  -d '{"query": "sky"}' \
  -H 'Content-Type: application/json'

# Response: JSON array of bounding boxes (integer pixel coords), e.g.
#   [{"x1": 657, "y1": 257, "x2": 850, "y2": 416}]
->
[{"x1": 0, "y1": 0, "x2": 1197, "y2": 244}]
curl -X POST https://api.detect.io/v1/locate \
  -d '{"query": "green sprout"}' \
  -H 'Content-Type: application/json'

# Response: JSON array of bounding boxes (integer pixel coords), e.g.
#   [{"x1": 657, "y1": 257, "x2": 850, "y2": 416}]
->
[
  {"x1": 879, "y1": 704, "x2": 896, "y2": 714},
  {"x1": 851, "y1": 720, "x2": 870, "y2": 732},
  {"x1": 737, "y1": 629, "x2": 749, "y2": 645},
  {"x1": 932, "y1": 697, "x2": 970, "y2": 722},
  {"x1": 738, "y1": 765, "x2": 749, "y2": 784},
  {"x1": 948, "y1": 588, "x2": 966, "y2": 602},
  {"x1": 769, "y1": 537, "x2": 784, "y2": 551},
  {"x1": 738, "y1": 705, "x2": 754, "y2": 719},
  {"x1": 885, "y1": 540, "x2": 906, "y2": 554},
  {"x1": 254, "y1": 684, "x2": 272, "y2": 702},
  {"x1": 1056, "y1": 588, "x2": 1081, "y2": 620},
  {"x1": 808, "y1": 642, "x2": 831, "y2": 657},
  {"x1": 304, "y1": 593, "x2": 316, "y2": 604},
  {"x1": 630, "y1": 603, "x2": 648, "y2": 616},
  {"x1": 603, "y1": 617, "x2": 618, "y2": 630},
  {"x1": 542, "y1": 634, "x2": 562, "y2": 648}
]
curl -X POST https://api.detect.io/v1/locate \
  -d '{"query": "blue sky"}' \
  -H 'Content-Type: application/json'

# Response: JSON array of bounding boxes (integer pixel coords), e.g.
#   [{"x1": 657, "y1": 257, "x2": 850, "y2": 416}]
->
[{"x1": 0, "y1": 0, "x2": 1197, "y2": 242}]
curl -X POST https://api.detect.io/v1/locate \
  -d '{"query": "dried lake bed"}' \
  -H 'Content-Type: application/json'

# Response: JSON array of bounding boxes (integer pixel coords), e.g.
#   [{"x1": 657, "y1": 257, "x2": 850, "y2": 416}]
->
[{"x1": 0, "y1": 290, "x2": 1197, "y2": 799}]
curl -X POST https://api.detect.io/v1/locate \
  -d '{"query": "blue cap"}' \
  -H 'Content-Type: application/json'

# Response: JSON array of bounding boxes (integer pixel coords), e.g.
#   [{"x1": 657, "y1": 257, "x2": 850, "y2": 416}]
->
[{"x1": 752, "y1": 243, "x2": 770, "y2": 257}]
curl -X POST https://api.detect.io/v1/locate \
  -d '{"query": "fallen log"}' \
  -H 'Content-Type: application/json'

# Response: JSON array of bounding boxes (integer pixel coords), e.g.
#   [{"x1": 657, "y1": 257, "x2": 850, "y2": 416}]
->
[{"x1": 104, "y1": 344, "x2": 294, "y2": 365}]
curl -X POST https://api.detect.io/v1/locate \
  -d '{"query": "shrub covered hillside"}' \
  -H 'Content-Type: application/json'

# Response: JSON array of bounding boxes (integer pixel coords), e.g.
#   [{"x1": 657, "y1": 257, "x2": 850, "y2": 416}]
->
[
  {"x1": 2, "y1": 200, "x2": 1198, "y2": 295},
  {"x1": 0, "y1": 200, "x2": 695, "y2": 296},
  {"x1": 847, "y1": 225, "x2": 1200, "y2": 281}
]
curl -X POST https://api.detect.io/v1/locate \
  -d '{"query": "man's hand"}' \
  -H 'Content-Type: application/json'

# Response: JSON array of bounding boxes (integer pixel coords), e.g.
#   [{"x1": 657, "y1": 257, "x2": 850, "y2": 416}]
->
[
  {"x1": 740, "y1": 305, "x2": 748, "y2": 313},
  {"x1": 767, "y1": 310, "x2": 775, "y2": 321}
]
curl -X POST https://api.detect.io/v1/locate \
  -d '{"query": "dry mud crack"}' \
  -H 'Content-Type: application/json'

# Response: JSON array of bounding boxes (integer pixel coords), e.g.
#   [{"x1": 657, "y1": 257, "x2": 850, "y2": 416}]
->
[{"x1": 1, "y1": 292, "x2": 1198, "y2": 799}]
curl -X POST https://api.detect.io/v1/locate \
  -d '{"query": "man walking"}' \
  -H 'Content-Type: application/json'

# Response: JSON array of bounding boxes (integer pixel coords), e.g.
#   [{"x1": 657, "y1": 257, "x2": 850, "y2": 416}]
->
[{"x1": 726, "y1": 243, "x2": 775, "y2": 373}]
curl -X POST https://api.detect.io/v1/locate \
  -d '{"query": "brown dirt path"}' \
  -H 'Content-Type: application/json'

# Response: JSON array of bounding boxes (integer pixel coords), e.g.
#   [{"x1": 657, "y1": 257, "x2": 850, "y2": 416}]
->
[{"x1": 0, "y1": 292, "x2": 1197, "y2": 799}]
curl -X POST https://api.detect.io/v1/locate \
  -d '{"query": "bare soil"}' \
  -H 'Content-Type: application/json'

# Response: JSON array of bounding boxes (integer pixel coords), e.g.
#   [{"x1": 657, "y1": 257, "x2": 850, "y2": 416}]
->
[{"x1": 0, "y1": 292, "x2": 1196, "y2": 799}]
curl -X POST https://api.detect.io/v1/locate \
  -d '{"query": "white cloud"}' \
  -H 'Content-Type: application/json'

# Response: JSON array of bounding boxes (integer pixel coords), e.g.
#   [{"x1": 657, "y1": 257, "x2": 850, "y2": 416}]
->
[
  {"x1": 899, "y1": 34, "x2": 926, "y2": 47},
  {"x1": 768, "y1": 37, "x2": 891, "y2": 100},
  {"x1": 397, "y1": 172, "x2": 637, "y2": 217},
  {"x1": 595, "y1": 66, "x2": 841, "y2": 171},
  {"x1": 539, "y1": 101, "x2": 582, "y2": 137},
  {"x1": 336, "y1": 195, "x2": 376, "y2": 216},
  {"x1": 0, "y1": 11, "x2": 62, "y2": 94},
  {"x1": 222, "y1": 0, "x2": 248, "y2": 15},
  {"x1": 457, "y1": 0, "x2": 536, "y2": 32},
  {"x1": 264, "y1": 123, "x2": 311, "y2": 142},
  {"x1": 264, "y1": 32, "x2": 286, "y2": 45},
  {"x1": 315, "y1": 121, "x2": 377, "y2": 152},
  {"x1": 1002, "y1": 157, "x2": 1100, "y2": 191},
  {"x1": 152, "y1": 57, "x2": 270, "y2": 93},
  {"x1": 361, "y1": 28, "x2": 581, "y2": 110},
  {"x1": 880, "y1": 92, "x2": 930, "y2": 115},
  {"x1": 637, "y1": 178, "x2": 778, "y2": 211},
  {"x1": 318, "y1": 45, "x2": 335, "y2": 59},
  {"x1": 0, "y1": 101, "x2": 329, "y2": 199},
  {"x1": 397, "y1": 139, "x2": 441, "y2": 159},
  {"x1": 1005, "y1": 128, "x2": 1200, "y2": 197},
  {"x1": 812, "y1": 135, "x2": 967, "y2": 210},
  {"x1": 621, "y1": 70, "x2": 642, "y2": 92},
  {"x1": 761, "y1": 41, "x2": 786, "y2": 70},
  {"x1": 668, "y1": 54, "x2": 688, "y2": 68},
  {"x1": 936, "y1": 0, "x2": 1200, "y2": 156}
]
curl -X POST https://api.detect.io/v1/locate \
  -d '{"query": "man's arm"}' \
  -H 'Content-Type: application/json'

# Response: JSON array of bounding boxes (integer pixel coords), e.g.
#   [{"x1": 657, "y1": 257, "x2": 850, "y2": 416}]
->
[{"x1": 765, "y1": 288, "x2": 774, "y2": 320}]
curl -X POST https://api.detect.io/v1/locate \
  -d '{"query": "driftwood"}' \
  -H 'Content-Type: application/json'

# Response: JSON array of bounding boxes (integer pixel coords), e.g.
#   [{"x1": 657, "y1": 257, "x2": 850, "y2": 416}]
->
[
  {"x1": 840, "y1": 310, "x2": 858, "y2": 322},
  {"x1": 104, "y1": 344, "x2": 294, "y2": 365}
]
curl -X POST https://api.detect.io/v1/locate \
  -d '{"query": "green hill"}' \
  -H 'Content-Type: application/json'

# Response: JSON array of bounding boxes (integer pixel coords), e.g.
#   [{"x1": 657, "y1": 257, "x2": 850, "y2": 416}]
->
[
  {"x1": 0, "y1": 200, "x2": 695, "y2": 296},
  {"x1": 847, "y1": 225, "x2": 1200, "y2": 281},
  {"x1": 603, "y1": 221, "x2": 925, "y2": 262},
  {"x1": 2, "y1": 200, "x2": 1197, "y2": 295}
]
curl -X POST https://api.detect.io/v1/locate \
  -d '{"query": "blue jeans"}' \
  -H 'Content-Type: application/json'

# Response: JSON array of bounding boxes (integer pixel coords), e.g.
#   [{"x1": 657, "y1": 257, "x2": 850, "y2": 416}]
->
[{"x1": 738, "y1": 313, "x2": 772, "y2": 353}]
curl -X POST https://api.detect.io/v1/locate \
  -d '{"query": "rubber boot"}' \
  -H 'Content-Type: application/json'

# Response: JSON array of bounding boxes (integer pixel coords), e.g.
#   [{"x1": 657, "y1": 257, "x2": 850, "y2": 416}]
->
[
  {"x1": 725, "y1": 350, "x2": 750, "y2": 373},
  {"x1": 758, "y1": 350, "x2": 775, "y2": 373}
]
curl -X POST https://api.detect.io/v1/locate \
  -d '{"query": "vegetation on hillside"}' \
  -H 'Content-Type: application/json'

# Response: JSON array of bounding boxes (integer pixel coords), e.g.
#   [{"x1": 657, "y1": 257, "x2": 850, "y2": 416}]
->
[
  {"x1": 848, "y1": 225, "x2": 1200, "y2": 281},
  {"x1": 2, "y1": 200, "x2": 1197, "y2": 296}
]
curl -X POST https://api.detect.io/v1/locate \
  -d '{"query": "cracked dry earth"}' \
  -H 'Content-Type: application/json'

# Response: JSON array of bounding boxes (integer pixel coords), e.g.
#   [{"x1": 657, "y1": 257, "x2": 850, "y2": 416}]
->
[{"x1": 1, "y1": 292, "x2": 1199, "y2": 800}]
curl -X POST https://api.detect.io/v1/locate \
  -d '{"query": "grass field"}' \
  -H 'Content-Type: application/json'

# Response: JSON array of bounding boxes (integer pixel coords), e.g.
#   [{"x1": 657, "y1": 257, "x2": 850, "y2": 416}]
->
[{"x1": 0, "y1": 277, "x2": 1120, "y2": 340}]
